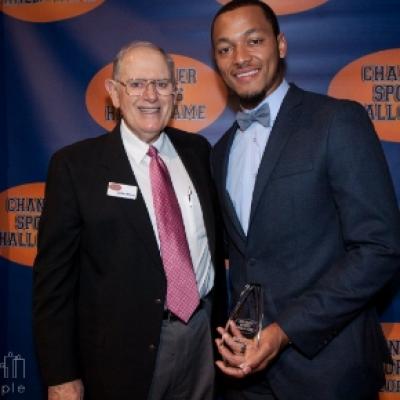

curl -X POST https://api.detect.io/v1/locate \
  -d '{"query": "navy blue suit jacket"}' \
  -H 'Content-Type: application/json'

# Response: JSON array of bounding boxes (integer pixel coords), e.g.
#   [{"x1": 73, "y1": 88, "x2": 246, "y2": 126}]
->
[{"x1": 211, "y1": 84, "x2": 400, "y2": 399}]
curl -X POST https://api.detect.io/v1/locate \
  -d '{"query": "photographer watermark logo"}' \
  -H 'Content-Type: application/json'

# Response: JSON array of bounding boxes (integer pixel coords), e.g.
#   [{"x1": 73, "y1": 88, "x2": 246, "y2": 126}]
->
[{"x1": 0, "y1": 352, "x2": 26, "y2": 397}]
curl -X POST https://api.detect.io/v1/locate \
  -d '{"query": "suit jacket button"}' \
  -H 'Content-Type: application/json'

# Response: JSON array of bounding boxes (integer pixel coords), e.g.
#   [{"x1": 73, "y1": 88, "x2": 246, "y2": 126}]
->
[
  {"x1": 248, "y1": 259, "x2": 256, "y2": 267},
  {"x1": 154, "y1": 298, "x2": 162, "y2": 304},
  {"x1": 149, "y1": 344, "x2": 156, "y2": 351}
]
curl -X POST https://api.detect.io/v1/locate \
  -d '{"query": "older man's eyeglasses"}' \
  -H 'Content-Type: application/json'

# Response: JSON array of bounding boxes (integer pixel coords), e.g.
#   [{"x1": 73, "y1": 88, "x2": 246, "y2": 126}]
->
[{"x1": 115, "y1": 79, "x2": 175, "y2": 96}]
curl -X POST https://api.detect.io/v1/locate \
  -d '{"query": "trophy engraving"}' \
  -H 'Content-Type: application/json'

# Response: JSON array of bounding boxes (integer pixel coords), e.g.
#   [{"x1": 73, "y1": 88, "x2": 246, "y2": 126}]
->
[{"x1": 227, "y1": 283, "x2": 264, "y2": 342}]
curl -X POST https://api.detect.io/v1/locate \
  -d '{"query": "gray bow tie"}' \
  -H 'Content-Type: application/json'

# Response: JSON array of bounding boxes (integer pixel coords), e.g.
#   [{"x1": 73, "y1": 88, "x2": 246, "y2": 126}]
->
[{"x1": 236, "y1": 103, "x2": 271, "y2": 131}]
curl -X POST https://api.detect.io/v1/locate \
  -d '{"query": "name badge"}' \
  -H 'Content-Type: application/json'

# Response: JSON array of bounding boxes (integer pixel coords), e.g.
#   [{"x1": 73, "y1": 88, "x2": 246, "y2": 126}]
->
[{"x1": 107, "y1": 182, "x2": 137, "y2": 200}]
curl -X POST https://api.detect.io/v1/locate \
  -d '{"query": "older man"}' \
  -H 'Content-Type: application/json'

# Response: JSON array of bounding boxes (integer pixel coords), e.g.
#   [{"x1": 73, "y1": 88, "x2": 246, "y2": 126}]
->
[{"x1": 33, "y1": 41, "x2": 225, "y2": 400}]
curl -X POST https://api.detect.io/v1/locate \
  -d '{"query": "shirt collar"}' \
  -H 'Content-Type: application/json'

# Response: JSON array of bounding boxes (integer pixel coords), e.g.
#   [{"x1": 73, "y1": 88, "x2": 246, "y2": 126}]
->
[
  {"x1": 241, "y1": 79, "x2": 290, "y2": 124},
  {"x1": 120, "y1": 119, "x2": 170, "y2": 164}
]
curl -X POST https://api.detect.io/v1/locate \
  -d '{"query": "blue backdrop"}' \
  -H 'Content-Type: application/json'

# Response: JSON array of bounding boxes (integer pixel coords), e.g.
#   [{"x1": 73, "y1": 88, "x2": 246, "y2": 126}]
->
[{"x1": 1, "y1": 0, "x2": 400, "y2": 398}]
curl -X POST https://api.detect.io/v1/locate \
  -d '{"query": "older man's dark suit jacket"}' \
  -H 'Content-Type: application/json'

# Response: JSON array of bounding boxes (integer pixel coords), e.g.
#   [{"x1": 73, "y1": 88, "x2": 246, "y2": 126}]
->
[
  {"x1": 211, "y1": 84, "x2": 400, "y2": 400},
  {"x1": 33, "y1": 125, "x2": 226, "y2": 400}
]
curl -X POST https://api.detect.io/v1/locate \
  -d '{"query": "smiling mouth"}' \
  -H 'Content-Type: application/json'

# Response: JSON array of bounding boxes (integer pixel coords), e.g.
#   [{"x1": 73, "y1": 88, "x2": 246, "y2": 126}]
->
[
  {"x1": 138, "y1": 107, "x2": 160, "y2": 114},
  {"x1": 234, "y1": 68, "x2": 260, "y2": 79}
]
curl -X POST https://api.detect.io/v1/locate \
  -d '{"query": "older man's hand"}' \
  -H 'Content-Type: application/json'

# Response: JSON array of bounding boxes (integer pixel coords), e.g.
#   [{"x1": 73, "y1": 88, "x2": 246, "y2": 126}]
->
[{"x1": 48, "y1": 379, "x2": 84, "y2": 400}]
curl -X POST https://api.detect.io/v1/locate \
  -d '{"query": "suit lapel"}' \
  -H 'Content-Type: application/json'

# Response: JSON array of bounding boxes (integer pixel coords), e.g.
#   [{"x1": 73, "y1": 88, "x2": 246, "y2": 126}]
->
[
  {"x1": 223, "y1": 125, "x2": 247, "y2": 241},
  {"x1": 214, "y1": 124, "x2": 247, "y2": 253},
  {"x1": 99, "y1": 126, "x2": 163, "y2": 270},
  {"x1": 248, "y1": 85, "x2": 303, "y2": 232}
]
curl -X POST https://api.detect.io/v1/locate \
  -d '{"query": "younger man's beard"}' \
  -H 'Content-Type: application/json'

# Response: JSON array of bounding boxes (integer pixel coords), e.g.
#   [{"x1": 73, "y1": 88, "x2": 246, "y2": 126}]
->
[
  {"x1": 239, "y1": 90, "x2": 268, "y2": 110},
  {"x1": 238, "y1": 62, "x2": 285, "y2": 109}
]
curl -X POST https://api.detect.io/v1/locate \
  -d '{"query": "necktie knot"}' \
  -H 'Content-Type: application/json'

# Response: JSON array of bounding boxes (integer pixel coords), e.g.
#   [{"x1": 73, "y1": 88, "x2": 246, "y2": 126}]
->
[
  {"x1": 147, "y1": 145, "x2": 158, "y2": 158},
  {"x1": 236, "y1": 102, "x2": 271, "y2": 131}
]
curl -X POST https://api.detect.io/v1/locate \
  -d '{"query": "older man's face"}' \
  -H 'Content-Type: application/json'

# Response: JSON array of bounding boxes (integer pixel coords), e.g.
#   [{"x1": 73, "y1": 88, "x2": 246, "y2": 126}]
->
[{"x1": 107, "y1": 47, "x2": 175, "y2": 143}]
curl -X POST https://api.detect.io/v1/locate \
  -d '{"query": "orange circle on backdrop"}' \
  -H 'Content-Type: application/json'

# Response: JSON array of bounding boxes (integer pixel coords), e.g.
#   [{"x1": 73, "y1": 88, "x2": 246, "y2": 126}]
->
[
  {"x1": 1, "y1": 0, "x2": 105, "y2": 23},
  {"x1": 328, "y1": 49, "x2": 400, "y2": 143},
  {"x1": 85, "y1": 54, "x2": 228, "y2": 133},
  {"x1": 0, "y1": 182, "x2": 45, "y2": 267},
  {"x1": 380, "y1": 323, "x2": 400, "y2": 399},
  {"x1": 216, "y1": 0, "x2": 327, "y2": 15},
  {"x1": 170, "y1": 54, "x2": 228, "y2": 132},
  {"x1": 86, "y1": 63, "x2": 116, "y2": 132}
]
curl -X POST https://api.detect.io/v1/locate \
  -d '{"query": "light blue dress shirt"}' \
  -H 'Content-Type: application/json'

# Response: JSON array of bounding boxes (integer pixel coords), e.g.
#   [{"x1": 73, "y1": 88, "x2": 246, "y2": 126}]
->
[{"x1": 226, "y1": 80, "x2": 290, "y2": 234}]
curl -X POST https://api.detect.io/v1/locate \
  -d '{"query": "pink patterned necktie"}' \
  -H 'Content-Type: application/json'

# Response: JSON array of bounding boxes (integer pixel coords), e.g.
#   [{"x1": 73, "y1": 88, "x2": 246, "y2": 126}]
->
[{"x1": 147, "y1": 145, "x2": 200, "y2": 323}]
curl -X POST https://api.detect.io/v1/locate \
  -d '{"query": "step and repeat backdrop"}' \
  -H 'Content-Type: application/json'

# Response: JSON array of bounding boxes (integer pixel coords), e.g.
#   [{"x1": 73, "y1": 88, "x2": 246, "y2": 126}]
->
[{"x1": 1, "y1": 0, "x2": 400, "y2": 398}]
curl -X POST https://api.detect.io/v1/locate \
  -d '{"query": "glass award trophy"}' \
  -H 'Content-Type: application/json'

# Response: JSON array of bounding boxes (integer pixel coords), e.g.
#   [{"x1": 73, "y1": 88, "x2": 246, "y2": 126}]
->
[{"x1": 226, "y1": 283, "x2": 264, "y2": 342}]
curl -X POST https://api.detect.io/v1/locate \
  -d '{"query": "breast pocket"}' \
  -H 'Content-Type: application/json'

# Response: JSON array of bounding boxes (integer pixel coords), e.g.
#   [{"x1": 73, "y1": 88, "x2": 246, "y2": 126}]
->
[{"x1": 271, "y1": 161, "x2": 313, "y2": 180}]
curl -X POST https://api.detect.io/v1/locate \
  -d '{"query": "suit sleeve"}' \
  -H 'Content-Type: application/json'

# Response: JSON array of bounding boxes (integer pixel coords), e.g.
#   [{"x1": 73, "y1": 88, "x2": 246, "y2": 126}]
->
[
  {"x1": 33, "y1": 151, "x2": 82, "y2": 385},
  {"x1": 276, "y1": 101, "x2": 400, "y2": 358}
]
